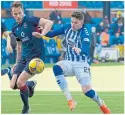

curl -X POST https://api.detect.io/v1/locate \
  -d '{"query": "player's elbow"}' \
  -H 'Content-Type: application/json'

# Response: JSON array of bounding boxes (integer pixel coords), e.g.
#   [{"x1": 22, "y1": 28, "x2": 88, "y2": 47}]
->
[
  {"x1": 3, "y1": 31, "x2": 9, "y2": 38},
  {"x1": 47, "y1": 20, "x2": 53, "y2": 30},
  {"x1": 10, "y1": 83, "x2": 16, "y2": 90},
  {"x1": 49, "y1": 20, "x2": 54, "y2": 26}
]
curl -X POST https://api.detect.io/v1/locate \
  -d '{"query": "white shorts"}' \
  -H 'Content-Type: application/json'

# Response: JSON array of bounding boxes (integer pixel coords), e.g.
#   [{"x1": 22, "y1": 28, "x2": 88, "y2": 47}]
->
[{"x1": 56, "y1": 60, "x2": 91, "y2": 85}]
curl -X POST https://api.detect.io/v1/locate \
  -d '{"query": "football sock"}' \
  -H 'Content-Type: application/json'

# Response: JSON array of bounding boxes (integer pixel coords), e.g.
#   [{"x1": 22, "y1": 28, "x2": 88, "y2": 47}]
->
[
  {"x1": 19, "y1": 84, "x2": 29, "y2": 107},
  {"x1": 53, "y1": 65, "x2": 72, "y2": 101},
  {"x1": 1, "y1": 67, "x2": 12, "y2": 80},
  {"x1": 7, "y1": 66, "x2": 12, "y2": 80},
  {"x1": 85, "y1": 89, "x2": 104, "y2": 106},
  {"x1": 26, "y1": 81, "x2": 34, "y2": 89}
]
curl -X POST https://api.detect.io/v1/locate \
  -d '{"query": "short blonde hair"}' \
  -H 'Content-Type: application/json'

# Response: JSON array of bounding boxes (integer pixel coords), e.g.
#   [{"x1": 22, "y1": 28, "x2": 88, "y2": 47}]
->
[{"x1": 11, "y1": 1, "x2": 23, "y2": 10}]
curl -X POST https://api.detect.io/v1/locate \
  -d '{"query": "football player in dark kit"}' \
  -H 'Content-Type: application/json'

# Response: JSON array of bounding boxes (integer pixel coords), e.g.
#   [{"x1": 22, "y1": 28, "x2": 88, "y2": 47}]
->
[{"x1": 10, "y1": 1, "x2": 53, "y2": 114}]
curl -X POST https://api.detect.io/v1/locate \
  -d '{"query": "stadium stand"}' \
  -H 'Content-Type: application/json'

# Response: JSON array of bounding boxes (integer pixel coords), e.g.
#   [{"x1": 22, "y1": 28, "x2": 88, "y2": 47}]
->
[
  {"x1": 78, "y1": 1, "x2": 124, "y2": 8},
  {"x1": 1, "y1": 1, "x2": 124, "y2": 9},
  {"x1": 1, "y1": 1, "x2": 43, "y2": 9}
]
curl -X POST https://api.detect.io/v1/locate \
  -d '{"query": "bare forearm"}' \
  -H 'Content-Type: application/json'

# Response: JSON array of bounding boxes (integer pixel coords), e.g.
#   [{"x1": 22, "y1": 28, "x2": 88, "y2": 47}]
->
[
  {"x1": 38, "y1": 18, "x2": 53, "y2": 36},
  {"x1": 4, "y1": 32, "x2": 11, "y2": 46},
  {"x1": 16, "y1": 43, "x2": 21, "y2": 63},
  {"x1": 4, "y1": 32, "x2": 13, "y2": 53},
  {"x1": 6, "y1": 35, "x2": 11, "y2": 46},
  {"x1": 32, "y1": 19, "x2": 53, "y2": 38},
  {"x1": 41, "y1": 21, "x2": 53, "y2": 35}
]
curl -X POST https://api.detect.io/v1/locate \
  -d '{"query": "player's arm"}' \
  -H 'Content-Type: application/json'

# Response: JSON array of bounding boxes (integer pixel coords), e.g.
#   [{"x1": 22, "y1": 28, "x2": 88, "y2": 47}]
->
[
  {"x1": 2, "y1": 21, "x2": 13, "y2": 53},
  {"x1": 45, "y1": 24, "x2": 70, "y2": 38},
  {"x1": 16, "y1": 41, "x2": 22, "y2": 63},
  {"x1": 38, "y1": 18, "x2": 53, "y2": 36},
  {"x1": 11, "y1": 31, "x2": 22, "y2": 64},
  {"x1": 31, "y1": 16, "x2": 53, "y2": 38},
  {"x1": 12, "y1": 40, "x2": 21, "y2": 73},
  {"x1": 72, "y1": 28, "x2": 90, "y2": 57},
  {"x1": 80, "y1": 36, "x2": 90, "y2": 57},
  {"x1": 72, "y1": 37, "x2": 90, "y2": 56},
  {"x1": 3, "y1": 32, "x2": 13, "y2": 53}
]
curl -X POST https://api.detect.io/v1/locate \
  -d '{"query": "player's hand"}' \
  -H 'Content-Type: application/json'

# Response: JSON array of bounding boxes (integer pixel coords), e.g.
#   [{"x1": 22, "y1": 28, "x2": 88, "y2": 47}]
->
[
  {"x1": 38, "y1": 26, "x2": 43, "y2": 31},
  {"x1": 32, "y1": 32, "x2": 43, "y2": 38},
  {"x1": 72, "y1": 47, "x2": 81, "y2": 54},
  {"x1": 7, "y1": 44, "x2": 13, "y2": 53}
]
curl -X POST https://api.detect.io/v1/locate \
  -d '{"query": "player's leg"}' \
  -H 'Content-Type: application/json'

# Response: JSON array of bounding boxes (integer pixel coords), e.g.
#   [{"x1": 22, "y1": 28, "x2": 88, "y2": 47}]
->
[
  {"x1": 9, "y1": 62, "x2": 36, "y2": 96},
  {"x1": 10, "y1": 62, "x2": 29, "y2": 114},
  {"x1": 53, "y1": 60, "x2": 76, "y2": 111},
  {"x1": 1, "y1": 66, "x2": 12, "y2": 80},
  {"x1": 74, "y1": 61, "x2": 110, "y2": 114},
  {"x1": 1, "y1": 68, "x2": 9, "y2": 75},
  {"x1": 25, "y1": 61, "x2": 37, "y2": 98},
  {"x1": 17, "y1": 60, "x2": 38, "y2": 114},
  {"x1": 17, "y1": 71, "x2": 31, "y2": 114},
  {"x1": 10, "y1": 73, "x2": 36, "y2": 91},
  {"x1": 26, "y1": 80, "x2": 37, "y2": 98},
  {"x1": 11, "y1": 60, "x2": 35, "y2": 114},
  {"x1": 81, "y1": 81, "x2": 110, "y2": 114},
  {"x1": 10, "y1": 74, "x2": 18, "y2": 89}
]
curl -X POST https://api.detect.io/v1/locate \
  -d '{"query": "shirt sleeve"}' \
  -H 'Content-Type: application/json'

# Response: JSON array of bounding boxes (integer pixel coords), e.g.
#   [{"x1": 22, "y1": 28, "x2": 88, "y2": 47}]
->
[
  {"x1": 45, "y1": 24, "x2": 70, "y2": 38},
  {"x1": 80, "y1": 28, "x2": 90, "y2": 57},
  {"x1": 29, "y1": 16, "x2": 40, "y2": 26}
]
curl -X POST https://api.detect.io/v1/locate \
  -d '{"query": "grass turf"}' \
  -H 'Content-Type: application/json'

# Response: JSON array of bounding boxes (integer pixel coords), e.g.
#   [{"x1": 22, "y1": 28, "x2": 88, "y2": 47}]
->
[{"x1": 1, "y1": 91, "x2": 124, "y2": 114}]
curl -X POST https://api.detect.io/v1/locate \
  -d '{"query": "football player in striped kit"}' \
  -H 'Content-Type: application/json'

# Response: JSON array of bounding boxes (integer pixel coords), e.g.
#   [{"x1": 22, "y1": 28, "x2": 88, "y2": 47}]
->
[{"x1": 34, "y1": 11, "x2": 110, "y2": 114}]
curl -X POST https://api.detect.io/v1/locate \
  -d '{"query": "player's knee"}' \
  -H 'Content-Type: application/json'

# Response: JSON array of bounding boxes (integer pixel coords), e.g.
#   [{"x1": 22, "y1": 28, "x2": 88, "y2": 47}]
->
[
  {"x1": 79, "y1": 77, "x2": 92, "y2": 93},
  {"x1": 53, "y1": 65, "x2": 63, "y2": 76},
  {"x1": 16, "y1": 80, "x2": 24, "y2": 88},
  {"x1": 10, "y1": 83, "x2": 16, "y2": 90},
  {"x1": 82, "y1": 85, "x2": 92, "y2": 94}
]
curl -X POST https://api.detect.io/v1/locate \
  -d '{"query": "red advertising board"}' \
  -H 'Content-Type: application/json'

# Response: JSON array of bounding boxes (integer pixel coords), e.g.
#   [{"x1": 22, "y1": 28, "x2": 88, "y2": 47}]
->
[{"x1": 43, "y1": 1, "x2": 78, "y2": 9}]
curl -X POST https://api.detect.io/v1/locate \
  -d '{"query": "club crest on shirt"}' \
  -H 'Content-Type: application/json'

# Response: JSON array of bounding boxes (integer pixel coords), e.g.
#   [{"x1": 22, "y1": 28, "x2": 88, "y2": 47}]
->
[
  {"x1": 24, "y1": 23, "x2": 27, "y2": 28},
  {"x1": 84, "y1": 38, "x2": 89, "y2": 42}
]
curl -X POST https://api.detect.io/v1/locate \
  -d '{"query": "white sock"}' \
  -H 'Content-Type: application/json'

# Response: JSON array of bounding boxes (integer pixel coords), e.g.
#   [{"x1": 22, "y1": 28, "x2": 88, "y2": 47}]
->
[
  {"x1": 92, "y1": 93, "x2": 104, "y2": 106},
  {"x1": 63, "y1": 88, "x2": 73, "y2": 101},
  {"x1": 56, "y1": 75, "x2": 72, "y2": 101}
]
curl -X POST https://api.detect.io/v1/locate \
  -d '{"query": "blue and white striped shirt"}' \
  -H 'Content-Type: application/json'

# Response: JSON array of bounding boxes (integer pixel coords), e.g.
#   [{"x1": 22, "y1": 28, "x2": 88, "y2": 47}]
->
[{"x1": 46, "y1": 24, "x2": 90, "y2": 62}]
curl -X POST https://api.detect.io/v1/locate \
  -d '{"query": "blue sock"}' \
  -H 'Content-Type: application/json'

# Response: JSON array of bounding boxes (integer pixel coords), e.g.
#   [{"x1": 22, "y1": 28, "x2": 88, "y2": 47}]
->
[
  {"x1": 1, "y1": 68, "x2": 9, "y2": 76},
  {"x1": 7, "y1": 66, "x2": 12, "y2": 80},
  {"x1": 20, "y1": 84, "x2": 29, "y2": 108},
  {"x1": 1, "y1": 67, "x2": 12, "y2": 80},
  {"x1": 85, "y1": 89, "x2": 103, "y2": 106},
  {"x1": 53, "y1": 65, "x2": 72, "y2": 100}
]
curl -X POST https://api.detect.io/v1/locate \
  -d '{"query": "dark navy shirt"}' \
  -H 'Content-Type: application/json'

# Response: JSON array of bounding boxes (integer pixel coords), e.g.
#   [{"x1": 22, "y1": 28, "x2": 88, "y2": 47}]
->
[{"x1": 12, "y1": 16, "x2": 44, "y2": 60}]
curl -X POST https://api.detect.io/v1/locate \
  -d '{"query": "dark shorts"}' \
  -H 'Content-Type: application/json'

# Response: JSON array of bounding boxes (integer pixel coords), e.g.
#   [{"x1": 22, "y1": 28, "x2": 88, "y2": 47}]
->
[{"x1": 13, "y1": 56, "x2": 41, "y2": 76}]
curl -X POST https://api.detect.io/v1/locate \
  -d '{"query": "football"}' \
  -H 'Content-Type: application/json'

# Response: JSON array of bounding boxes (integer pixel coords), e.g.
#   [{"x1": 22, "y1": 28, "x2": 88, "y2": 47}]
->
[{"x1": 29, "y1": 58, "x2": 44, "y2": 74}]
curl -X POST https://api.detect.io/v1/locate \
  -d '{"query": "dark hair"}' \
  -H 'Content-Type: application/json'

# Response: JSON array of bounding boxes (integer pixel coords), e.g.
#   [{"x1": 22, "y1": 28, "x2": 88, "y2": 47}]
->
[
  {"x1": 71, "y1": 12, "x2": 84, "y2": 20},
  {"x1": 11, "y1": 1, "x2": 23, "y2": 10}
]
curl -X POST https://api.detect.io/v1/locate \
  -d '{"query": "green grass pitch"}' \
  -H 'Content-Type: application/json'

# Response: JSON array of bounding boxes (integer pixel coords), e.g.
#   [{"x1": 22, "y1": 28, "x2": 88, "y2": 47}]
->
[{"x1": 1, "y1": 91, "x2": 124, "y2": 114}]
